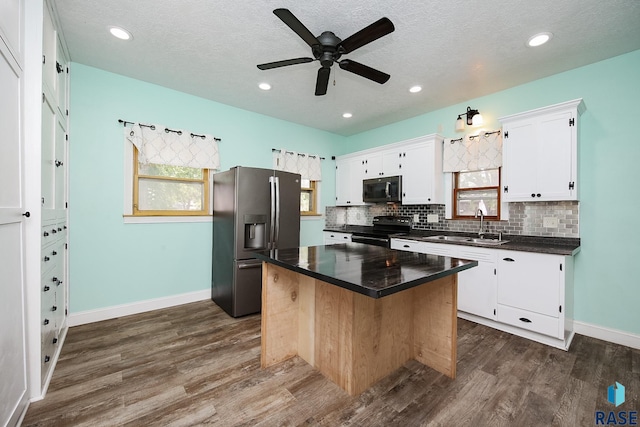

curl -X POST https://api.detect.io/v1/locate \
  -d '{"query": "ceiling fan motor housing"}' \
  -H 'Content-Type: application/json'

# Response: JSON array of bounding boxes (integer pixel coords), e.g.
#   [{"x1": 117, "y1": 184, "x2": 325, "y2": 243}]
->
[{"x1": 314, "y1": 31, "x2": 342, "y2": 67}]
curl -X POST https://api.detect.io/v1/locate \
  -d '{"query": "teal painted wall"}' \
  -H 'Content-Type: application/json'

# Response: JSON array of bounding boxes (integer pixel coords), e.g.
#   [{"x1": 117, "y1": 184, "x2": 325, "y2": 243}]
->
[
  {"x1": 345, "y1": 49, "x2": 640, "y2": 335},
  {"x1": 69, "y1": 64, "x2": 343, "y2": 312}
]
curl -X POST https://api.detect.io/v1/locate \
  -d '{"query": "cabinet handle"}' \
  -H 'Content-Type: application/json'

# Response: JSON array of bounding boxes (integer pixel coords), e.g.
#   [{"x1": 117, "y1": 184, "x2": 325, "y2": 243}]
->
[
  {"x1": 53, "y1": 338, "x2": 58, "y2": 344},
  {"x1": 57, "y1": 280, "x2": 62, "y2": 286},
  {"x1": 52, "y1": 306, "x2": 57, "y2": 311},
  {"x1": 64, "y1": 225, "x2": 67, "y2": 230},
  {"x1": 44, "y1": 285, "x2": 50, "y2": 292},
  {"x1": 22, "y1": 211, "x2": 30, "y2": 217},
  {"x1": 403, "y1": 244, "x2": 410, "y2": 248},
  {"x1": 531, "y1": 193, "x2": 536, "y2": 198},
  {"x1": 519, "y1": 317, "x2": 532, "y2": 323},
  {"x1": 52, "y1": 277, "x2": 58, "y2": 283},
  {"x1": 502, "y1": 257, "x2": 515, "y2": 262},
  {"x1": 44, "y1": 256, "x2": 50, "y2": 262},
  {"x1": 58, "y1": 227, "x2": 62, "y2": 231},
  {"x1": 55, "y1": 160, "x2": 63, "y2": 167},
  {"x1": 51, "y1": 229, "x2": 57, "y2": 234},
  {"x1": 43, "y1": 231, "x2": 49, "y2": 237},
  {"x1": 536, "y1": 193, "x2": 541, "y2": 198},
  {"x1": 52, "y1": 251, "x2": 57, "y2": 256},
  {"x1": 343, "y1": 236, "x2": 349, "y2": 239},
  {"x1": 43, "y1": 319, "x2": 49, "y2": 325},
  {"x1": 44, "y1": 355, "x2": 51, "y2": 363}
]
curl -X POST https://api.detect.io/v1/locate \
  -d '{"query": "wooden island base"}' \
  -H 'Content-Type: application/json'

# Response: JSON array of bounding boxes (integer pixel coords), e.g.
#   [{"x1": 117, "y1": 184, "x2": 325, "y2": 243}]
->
[{"x1": 260, "y1": 262, "x2": 458, "y2": 396}]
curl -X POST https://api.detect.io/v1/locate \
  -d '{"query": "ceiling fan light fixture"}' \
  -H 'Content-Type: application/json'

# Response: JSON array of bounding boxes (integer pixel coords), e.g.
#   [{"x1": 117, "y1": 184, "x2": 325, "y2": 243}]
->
[
  {"x1": 258, "y1": 82, "x2": 272, "y2": 91},
  {"x1": 527, "y1": 32, "x2": 552, "y2": 47},
  {"x1": 409, "y1": 85, "x2": 422, "y2": 93},
  {"x1": 342, "y1": 113, "x2": 353, "y2": 118},
  {"x1": 108, "y1": 26, "x2": 132, "y2": 41}
]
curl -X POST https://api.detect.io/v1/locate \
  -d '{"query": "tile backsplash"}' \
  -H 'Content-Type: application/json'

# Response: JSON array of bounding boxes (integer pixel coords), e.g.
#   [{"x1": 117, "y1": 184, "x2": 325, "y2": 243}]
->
[{"x1": 326, "y1": 201, "x2": 579, "y2": 238}]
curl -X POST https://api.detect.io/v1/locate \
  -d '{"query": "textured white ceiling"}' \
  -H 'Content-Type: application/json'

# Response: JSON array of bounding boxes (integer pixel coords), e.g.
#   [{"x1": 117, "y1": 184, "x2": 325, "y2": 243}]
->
[{"x1": 52, "y1": 0, "x2": 640, "y2": 136}]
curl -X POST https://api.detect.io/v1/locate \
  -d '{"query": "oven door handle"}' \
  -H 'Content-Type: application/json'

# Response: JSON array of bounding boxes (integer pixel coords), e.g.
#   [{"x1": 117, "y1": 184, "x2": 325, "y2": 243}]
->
[{"x1": 352, "y1": 236, "x2": 389, "y2": 244}]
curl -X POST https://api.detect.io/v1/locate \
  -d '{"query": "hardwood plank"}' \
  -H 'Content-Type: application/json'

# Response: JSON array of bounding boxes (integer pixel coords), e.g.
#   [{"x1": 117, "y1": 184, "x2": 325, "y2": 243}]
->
[{"x1": 22, "y1": 300, "x2": 640, "y2": 427}]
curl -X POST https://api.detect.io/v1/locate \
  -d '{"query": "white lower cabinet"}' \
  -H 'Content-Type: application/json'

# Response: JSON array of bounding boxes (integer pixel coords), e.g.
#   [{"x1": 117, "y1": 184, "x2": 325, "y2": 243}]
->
[
  {"x1": 323, "y1": 231, "x2": 352, "y2": 245},
  {"x1": 390, "y1": 238, "x2": 574, "y2": 349},
  {"x1": 497, "y1": 250, "x2": 572, "y2": 341}
]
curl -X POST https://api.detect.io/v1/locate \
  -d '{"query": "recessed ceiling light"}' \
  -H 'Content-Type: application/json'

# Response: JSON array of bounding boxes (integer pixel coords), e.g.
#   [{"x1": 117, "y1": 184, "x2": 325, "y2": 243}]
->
[
  {"x1": 108, "y1": 26, "x2": 132, "y2": 40},
  {"x1": 409, "y1": 85, "x2": 422, "y2": 93},
  {"x1": 342, "y1": 113, "x2": 353, "y2": 118},
  {"x1": 527, "y1": 32, "x2": 552, "y2": 47},
  {"x1": 258, "y1": 82, "x2": 271, "y2": 91}
]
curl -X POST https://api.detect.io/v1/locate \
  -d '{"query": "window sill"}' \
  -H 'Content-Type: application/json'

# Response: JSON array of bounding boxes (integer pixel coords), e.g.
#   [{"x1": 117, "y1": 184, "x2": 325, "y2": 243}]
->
[{"x1": 123, "y1": 215, "x2": 212, "y2": 224}]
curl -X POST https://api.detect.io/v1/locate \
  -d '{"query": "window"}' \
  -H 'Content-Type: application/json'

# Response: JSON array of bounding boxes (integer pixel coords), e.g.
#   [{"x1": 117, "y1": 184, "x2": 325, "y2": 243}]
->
[
  {"x1": 300, "y1": 178, "x2": 319, "y2": 216},
  {"x1": 132, "y1": 149, "x2": 210, "y2": 216},
  {"x1": 453, "y1": 168, "x2": 500, "y2": 219}
]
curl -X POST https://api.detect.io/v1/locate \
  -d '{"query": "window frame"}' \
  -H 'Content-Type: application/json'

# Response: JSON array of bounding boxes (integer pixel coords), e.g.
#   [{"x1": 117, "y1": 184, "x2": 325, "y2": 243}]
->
[
  {"x1": 452, "y1": 168, "x2": 501, "y2": 220},
  {"x1": 131, "y1": 148, "x2": 210, "y2": 217},
  {"x1": 300, "y1": 179, "x2": 320, "y2": 216}
]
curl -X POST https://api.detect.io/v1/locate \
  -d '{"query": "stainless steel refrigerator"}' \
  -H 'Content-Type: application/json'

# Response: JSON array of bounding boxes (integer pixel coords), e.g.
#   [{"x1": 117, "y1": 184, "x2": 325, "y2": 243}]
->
[{"x1": 212, "y1": 166, "x2": 301, "y2": 317}]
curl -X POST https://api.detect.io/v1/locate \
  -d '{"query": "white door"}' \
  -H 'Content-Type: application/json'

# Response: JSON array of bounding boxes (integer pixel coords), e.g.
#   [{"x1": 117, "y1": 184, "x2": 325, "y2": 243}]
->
[{"x1": 0, "y1": 25, "x2": 29, "y2": 426}]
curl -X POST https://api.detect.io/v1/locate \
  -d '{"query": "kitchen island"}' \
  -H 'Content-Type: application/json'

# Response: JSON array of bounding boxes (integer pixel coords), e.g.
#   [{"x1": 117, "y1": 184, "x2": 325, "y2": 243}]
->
[{"x1": 253, "y1": 243, "x2": 477, "y2": 395}]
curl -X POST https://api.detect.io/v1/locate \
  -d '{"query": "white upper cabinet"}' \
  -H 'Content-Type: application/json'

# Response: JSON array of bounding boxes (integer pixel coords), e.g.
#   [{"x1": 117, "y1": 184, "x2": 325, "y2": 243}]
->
[
  {"x1": 335, "y1": 133, "x2": 444, "y2": 206},
  {"x1": 499, "y1": 99, "x2": 585, "y2": 202},
  {"x1": 0, "y1": 0, "x2": 23, "y2": 65},
  {"x1": 335, "y1": 156, "x2": 366, "y2": 206}
]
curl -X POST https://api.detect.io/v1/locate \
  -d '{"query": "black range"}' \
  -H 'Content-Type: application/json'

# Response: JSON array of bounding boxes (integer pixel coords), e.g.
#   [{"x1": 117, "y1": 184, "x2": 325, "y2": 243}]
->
[{"x1": 330, "y1": 215, "x2": 412, "y2": 248}]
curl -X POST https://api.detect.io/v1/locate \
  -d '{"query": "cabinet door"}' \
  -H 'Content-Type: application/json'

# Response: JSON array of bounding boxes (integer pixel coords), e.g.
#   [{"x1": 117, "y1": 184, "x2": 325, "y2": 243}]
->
[
  {"x1": 54, "y1": 115, "x2": 67, "y2": 209},
  {"x1": 536, "y1": 110, "x2": 575, "y2": 200},
  {"x1": 390, "y1": 238, "x2": 424, "y2": 253},
  {"x1": 56, "y1": 37, "x2": 69, "y2": 117},
  {"x1": 401, "y1": 143, "x2": 433, "y2": 204},
  {"x1": 42, "y1": 93, "x2": 57, "y2": 209},
  {"x1": 335, "y1": 158, "x2": 351, "y2": 205},
  {"x1": 457, "y1": 247, "x2": 497, "y2": 320},
  {"x1": 497, "y1": 251, "x2": 562, "y2": 317},
  {"x1": 502, "y1": 120, "x2": 538, "y2": 201},
  {"x1": 42, "y1": 5, "x2": 57, "y2": 96},
  {"x1": 323, "y1": 231, "x2": 352, "y2": 245},
  {"x1": 382, "y1": 150, "x2": 402, "y2": 176},
  {"x1": 362, "y1": 153, "x2": 382, "y2": 178}
]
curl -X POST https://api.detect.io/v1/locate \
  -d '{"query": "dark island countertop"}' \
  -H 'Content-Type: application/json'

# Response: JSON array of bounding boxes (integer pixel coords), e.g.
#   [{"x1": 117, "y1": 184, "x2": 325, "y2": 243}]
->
[
  {"x1": 253, "y1": 243, "x2": 477, "y2": 299},
  {"x1": 324, "y1": 226, "x2": 580, "y2": 256}
]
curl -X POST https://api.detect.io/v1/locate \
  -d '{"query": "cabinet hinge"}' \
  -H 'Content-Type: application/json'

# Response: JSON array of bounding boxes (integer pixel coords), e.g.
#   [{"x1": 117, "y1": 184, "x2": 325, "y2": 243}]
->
[
  {"x1": 560, "y1": 263, "x2": 563, "y2": 271},
  {"x1": 42, "y1": 55, "x2": 46, "y2": 64},
  {"x1": 42, "y1": 92, "x2": 45, "y2": 103},
  {"x1": 569, "y1": 118, "x2": 575, "y2": 127},
  {"x1": 569, "y1": 181, "x2": 574, "y2": 190},
  {"x1": 504, "y1": 131, "x2": 509, "y2": 138},
  {"x1": 66, "y1": 109, "x2": 69, "y2": 116},
  {"x1": 66, "y1": 67, "x2": 69, "y2": 74},
  {"x1": 503, "y1": 186, "x2": 509, "y2": 194}
]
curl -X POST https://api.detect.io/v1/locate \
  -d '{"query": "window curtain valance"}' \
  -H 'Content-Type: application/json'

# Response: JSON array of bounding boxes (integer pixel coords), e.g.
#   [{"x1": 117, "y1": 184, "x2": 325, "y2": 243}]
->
[
  {"x1": 272, "y1": 148, "x2": 322, "y2": 181},
  {"x1": 125, "y1": 123, "x2": 220, "y2": 170},
  {"x1": 443, "y1": 130, "x2": 502, "y2": 172}
]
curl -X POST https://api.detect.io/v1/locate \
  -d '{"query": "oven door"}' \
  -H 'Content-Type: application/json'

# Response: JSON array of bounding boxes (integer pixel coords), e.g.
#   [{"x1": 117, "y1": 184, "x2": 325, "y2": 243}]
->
[{"x1": 351, "y1": 235, "x2": 390, "y2": 247}]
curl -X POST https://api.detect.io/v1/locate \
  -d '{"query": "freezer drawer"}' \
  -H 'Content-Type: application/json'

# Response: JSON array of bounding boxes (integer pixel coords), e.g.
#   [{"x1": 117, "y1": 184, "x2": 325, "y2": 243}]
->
[{"x1": 232, "y1": 260, "x2": 263, "y2": 317}]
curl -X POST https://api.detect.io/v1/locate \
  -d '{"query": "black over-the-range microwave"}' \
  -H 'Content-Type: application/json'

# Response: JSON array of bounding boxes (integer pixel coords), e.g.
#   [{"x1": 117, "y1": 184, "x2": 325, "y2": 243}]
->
[{"x1": 362, "y1": 175, "x2": 402, "y2": 203}]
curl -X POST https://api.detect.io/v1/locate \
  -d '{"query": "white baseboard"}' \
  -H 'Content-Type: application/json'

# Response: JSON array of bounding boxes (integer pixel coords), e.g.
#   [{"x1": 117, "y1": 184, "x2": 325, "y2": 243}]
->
[
  {"x1": 574, "y1": 321, "x2": 640, "y2": 350},
  {"x1": 67, "y1": 289, "x2": 211, "y2": 327}
]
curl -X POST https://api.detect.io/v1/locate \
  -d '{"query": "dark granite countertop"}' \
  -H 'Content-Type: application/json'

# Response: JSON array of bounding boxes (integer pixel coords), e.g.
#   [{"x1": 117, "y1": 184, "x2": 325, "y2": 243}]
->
[
  {"x1": 253, "y1": 243, "x2": 477, "y2": 299},
  {"x1": 324, "y1": 226, "x2": 580, "y2": 256}
]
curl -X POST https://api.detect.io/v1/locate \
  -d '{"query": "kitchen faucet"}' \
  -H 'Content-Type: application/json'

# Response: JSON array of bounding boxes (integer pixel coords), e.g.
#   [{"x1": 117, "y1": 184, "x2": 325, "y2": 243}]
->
[{"x1": 475, "y1": 208, "x2": 485, "y2": 238}]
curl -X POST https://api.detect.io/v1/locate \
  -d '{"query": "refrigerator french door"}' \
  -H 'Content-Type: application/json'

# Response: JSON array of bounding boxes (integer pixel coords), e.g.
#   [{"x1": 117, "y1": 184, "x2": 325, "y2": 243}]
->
[{"x1": 212, "y1": 166, "x2": 301, "y2": 317}]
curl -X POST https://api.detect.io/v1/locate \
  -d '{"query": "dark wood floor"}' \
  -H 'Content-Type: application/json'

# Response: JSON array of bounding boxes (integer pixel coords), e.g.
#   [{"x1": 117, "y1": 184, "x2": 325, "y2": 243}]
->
[{"x1": 23, "y1": 300, "x2": 639, "y2": 426}]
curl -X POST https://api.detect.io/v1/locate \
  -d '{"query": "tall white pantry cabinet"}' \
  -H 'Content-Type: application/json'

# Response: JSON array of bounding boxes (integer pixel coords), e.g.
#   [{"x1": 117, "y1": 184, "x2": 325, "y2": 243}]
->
[{"x1": 1, "y1": 1, "x2": 70, "y2": 424}]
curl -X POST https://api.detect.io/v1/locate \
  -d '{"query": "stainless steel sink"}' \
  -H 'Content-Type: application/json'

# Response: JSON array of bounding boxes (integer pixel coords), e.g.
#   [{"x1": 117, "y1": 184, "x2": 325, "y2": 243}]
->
[
  {"x1": 468, "y1": 238, "x2": 509, "y2": 245},
  {"x1": 423, "y1": 235, "x2": 509, "y2": 245},
  {"x1": 423, "y1": 235, "x2": 471, "y2": 242}
]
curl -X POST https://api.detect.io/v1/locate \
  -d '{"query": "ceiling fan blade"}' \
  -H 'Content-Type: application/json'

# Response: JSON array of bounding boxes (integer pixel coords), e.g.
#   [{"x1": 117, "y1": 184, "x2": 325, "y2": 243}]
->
[
  {"x1": 273, "y1": 8, "x2": 320, "y2": 48},
  {"x1": 257, "y1": 57, "x2": 314, "y2": 70},
  {"x1": 339, "y1": 59, "x2": 390, "y2": 84},
  {"x1": 315, "y1": 67, "x2": 331, "y2": 96},
  {"x1": 338, "y1": 17, "x2": 395, "y2": 54}
]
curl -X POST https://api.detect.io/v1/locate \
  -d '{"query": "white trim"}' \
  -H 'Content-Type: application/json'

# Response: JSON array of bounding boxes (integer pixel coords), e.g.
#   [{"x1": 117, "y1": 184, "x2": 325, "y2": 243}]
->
[
  {"x1": 574, "y1": 321, "x2": 640, "y2": 350},
  {"x1": 123, "y1": 215, "x2": 212, "y2": 224},
  {"x1": 67, "y1": 289, "x2": 211, "y2": 326}
]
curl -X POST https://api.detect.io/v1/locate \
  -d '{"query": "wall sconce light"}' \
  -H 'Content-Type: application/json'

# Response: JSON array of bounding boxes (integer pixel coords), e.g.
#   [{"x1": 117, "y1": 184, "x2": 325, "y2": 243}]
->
[{"x1": 455, "y1": 106, "x2": 484, "y2": 131}]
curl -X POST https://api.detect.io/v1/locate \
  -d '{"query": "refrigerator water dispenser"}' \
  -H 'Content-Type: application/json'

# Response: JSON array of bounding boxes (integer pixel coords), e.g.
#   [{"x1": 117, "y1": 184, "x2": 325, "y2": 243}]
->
[{"x1": 243, "y1": 214, "x2": 266, "y2": 249}]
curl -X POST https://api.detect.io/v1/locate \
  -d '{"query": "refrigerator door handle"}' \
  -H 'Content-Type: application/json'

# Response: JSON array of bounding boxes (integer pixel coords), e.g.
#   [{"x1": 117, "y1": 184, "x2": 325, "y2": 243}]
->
[
  {"x1": 269, "y1": 176, "x2": 276, "y2": 250},
  {"x1": 237, "y1": 261, "x2": 263, "y2": 270},
  {"x1": 274, "y1": 176, "x2": 280, "y2": 248}
]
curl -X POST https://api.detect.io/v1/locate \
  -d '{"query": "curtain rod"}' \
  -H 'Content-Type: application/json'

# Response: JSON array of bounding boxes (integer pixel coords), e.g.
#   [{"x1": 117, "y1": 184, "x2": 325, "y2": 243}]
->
[
  {"x1": 118, "y1": 119, "x2": 221, "y2": 142},
  {"x1": 449, "y1": 129, "x2": 501, "y2": 143},
  {"x1": 271, "y1": 148, "x2": 326, "y2": 160}
]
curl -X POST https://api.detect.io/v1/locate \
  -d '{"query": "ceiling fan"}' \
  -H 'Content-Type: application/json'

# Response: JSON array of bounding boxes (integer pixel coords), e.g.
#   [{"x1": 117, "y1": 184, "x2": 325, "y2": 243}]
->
[{"x1": 257, "y1": 8, "x2": 395, "y2": 96}]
